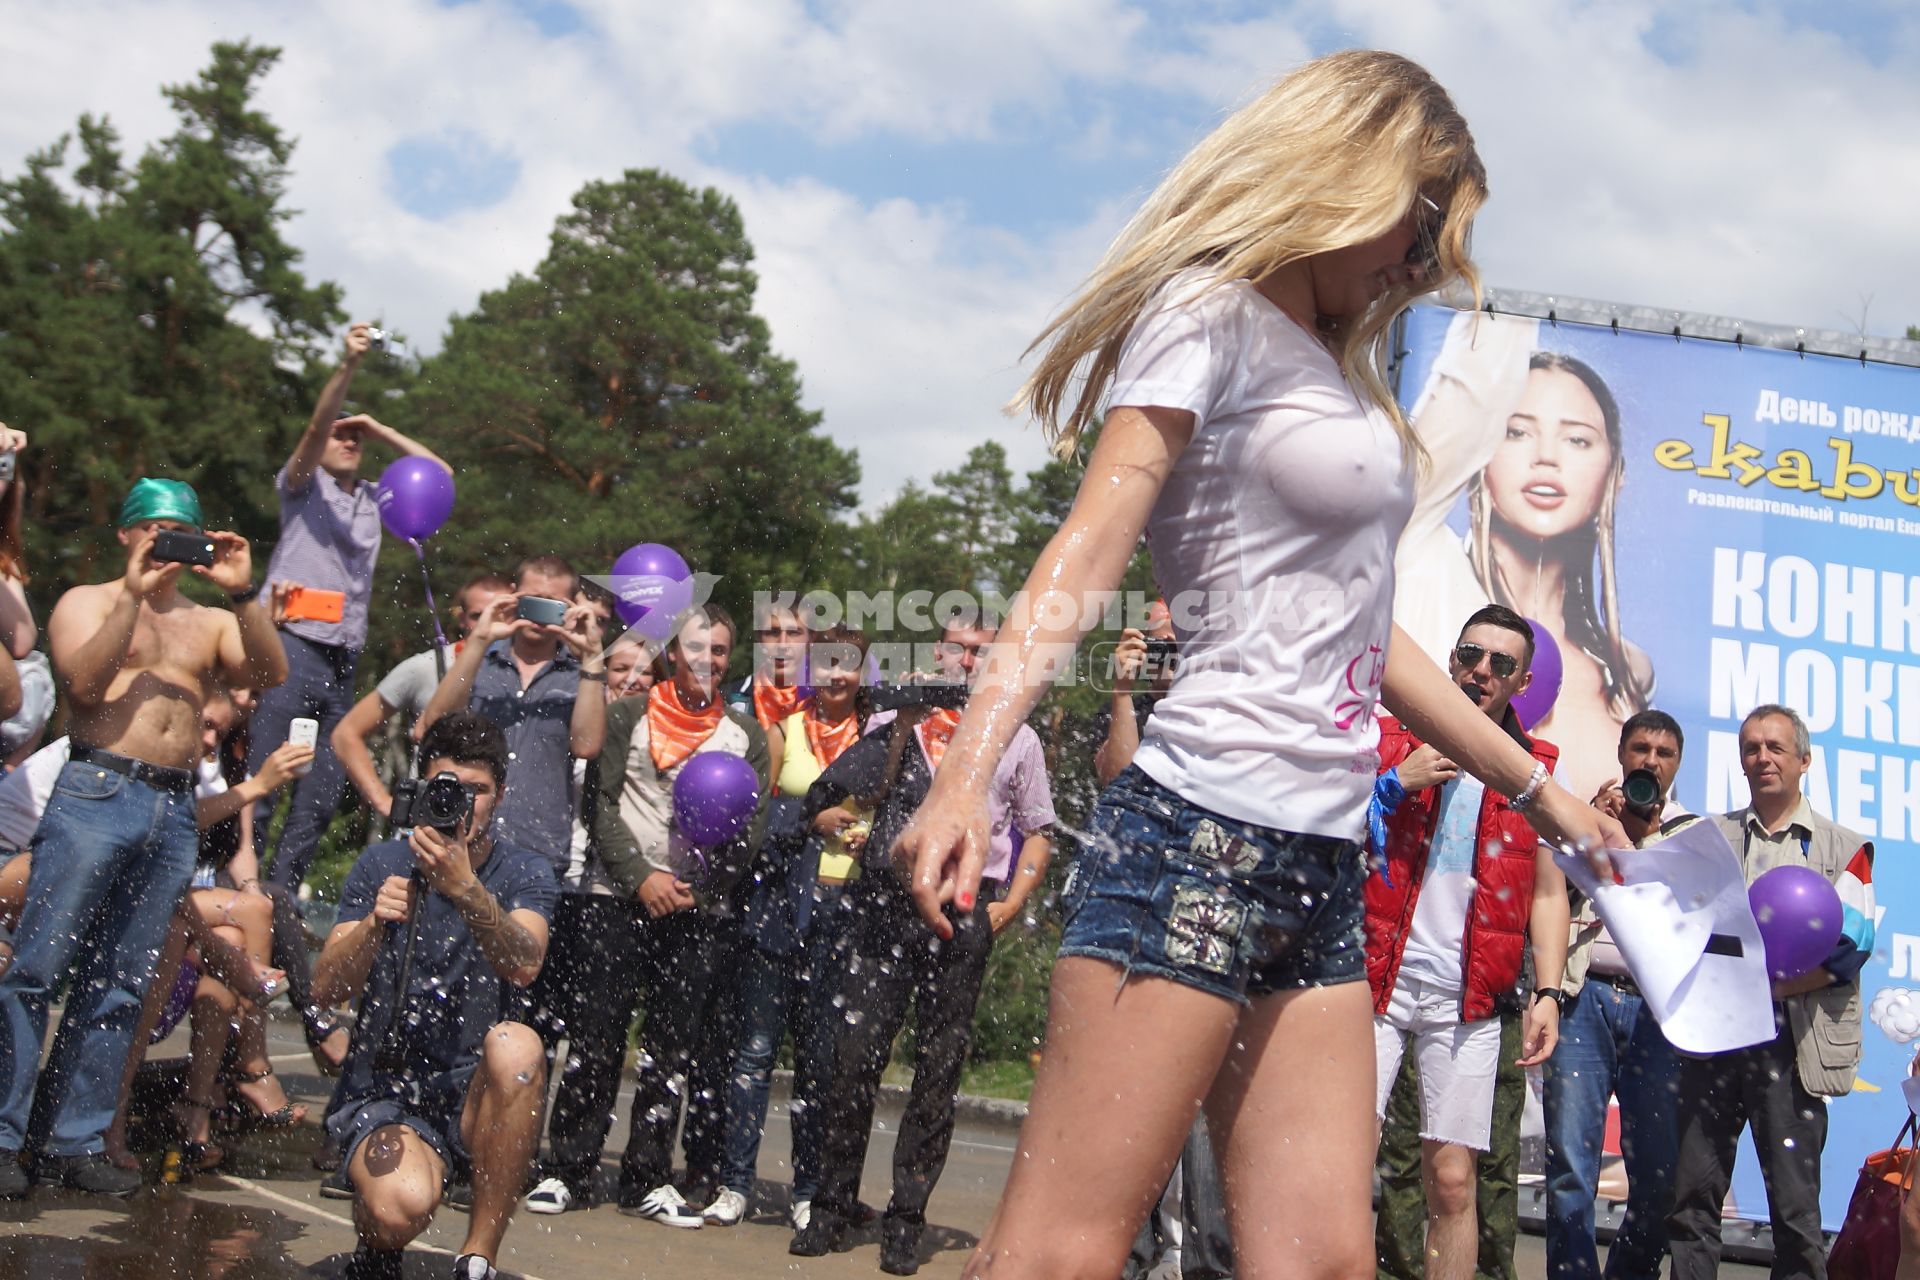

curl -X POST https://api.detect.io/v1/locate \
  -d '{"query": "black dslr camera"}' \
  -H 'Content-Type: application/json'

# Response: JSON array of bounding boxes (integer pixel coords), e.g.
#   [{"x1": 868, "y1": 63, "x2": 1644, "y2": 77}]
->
[
  {"x1": 1620, "y1": 768, "x2": 1663, "y2": 822},
  {"x1": 389, "y1": 771, "x2": 478, "y2": 836},
  {"x1": 868, "y1": 678, "x2": 970, "y2": 712}
]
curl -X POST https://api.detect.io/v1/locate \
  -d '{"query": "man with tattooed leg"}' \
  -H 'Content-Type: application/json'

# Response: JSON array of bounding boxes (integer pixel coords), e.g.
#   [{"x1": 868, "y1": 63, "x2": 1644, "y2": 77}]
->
[{"x1": 314, "y1": 712, "x2": 557, "y2": 1280}]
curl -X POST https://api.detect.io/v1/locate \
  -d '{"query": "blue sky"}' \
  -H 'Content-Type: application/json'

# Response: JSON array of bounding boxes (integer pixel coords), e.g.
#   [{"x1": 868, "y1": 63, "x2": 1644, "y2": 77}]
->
[{"x1": 3, "y1": 0, "x2": 1917, "y2": 506}]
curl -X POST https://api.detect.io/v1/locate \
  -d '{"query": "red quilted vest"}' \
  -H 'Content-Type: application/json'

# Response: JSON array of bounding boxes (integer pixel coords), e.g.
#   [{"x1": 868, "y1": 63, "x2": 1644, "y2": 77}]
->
[{"x1": 1362, "y1": 714, "x2": 1559, "y2": 1023}]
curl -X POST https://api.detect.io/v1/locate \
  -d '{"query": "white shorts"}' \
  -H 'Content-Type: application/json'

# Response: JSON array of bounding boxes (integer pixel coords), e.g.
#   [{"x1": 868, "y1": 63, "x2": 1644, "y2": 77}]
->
[{"x1": 1373, "y1": 973, "x2": 1503, "y2": 1151}]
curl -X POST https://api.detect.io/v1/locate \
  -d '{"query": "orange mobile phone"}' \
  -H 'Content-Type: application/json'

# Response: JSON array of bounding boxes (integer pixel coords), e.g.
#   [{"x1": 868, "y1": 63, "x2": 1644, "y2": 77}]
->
[{"x1": 283, "y1": 586, "x2": 346, "y2": 624}]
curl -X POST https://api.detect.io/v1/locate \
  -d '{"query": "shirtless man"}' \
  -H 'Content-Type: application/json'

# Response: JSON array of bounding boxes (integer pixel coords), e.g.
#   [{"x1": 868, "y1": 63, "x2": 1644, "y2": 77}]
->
[{"x1": 0, "y1": 478, "x2": 287, "y2": 1198}]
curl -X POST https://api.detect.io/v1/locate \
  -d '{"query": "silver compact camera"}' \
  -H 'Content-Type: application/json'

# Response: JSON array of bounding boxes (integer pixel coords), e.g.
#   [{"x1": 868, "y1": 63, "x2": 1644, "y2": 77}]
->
[{"x1": 366, "y1": 327, "x2": 410, "y2": 358}]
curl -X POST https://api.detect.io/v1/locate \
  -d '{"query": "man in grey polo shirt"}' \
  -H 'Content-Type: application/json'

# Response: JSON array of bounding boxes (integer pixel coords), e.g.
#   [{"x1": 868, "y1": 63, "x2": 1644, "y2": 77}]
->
[
  {"x1": 418, "y1": 555, "x2": 606, "y2": 874},
  {"x1": 250, "y1": 322, "x2": 450, "y2": 893}
]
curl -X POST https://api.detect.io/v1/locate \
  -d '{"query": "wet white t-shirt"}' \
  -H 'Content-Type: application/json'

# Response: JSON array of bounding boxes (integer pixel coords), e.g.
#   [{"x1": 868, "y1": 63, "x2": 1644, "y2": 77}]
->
[{"x1": 1116, "y1": 271, "x2": 1415, "y2": 838}]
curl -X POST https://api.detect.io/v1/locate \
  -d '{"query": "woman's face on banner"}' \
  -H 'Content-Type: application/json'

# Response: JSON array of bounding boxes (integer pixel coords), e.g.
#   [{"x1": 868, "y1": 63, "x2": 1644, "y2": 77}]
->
[{"x1": 1483, "y1": 366, "x2": 1615, "y2": 541}]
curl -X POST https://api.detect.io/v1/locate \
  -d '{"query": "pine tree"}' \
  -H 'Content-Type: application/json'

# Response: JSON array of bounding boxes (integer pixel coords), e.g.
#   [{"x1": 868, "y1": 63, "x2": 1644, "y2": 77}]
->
[
  {"x1": 0, "y1": 42, "x2": 341, "y2": 600},
  {"x1": 397, "y1": 168, "x2": 859, "y2": 626}
]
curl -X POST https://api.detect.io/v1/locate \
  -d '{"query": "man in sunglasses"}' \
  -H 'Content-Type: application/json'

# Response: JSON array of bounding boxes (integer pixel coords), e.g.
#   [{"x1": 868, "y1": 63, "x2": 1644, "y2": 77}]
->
[{"x1": 1361, "y1": 604, "x2": 1570, "y2": 1280}]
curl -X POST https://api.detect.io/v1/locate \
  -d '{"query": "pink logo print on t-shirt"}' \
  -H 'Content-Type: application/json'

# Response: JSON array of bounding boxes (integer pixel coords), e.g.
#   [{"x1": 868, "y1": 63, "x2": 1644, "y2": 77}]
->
[{"x1": 1332, "y1": 643, "x2": 1385, "y2": 731}]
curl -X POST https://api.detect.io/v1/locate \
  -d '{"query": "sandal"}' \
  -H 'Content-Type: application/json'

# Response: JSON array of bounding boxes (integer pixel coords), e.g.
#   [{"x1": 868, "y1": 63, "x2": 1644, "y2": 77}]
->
[
  {"x1": 218, "y1": 1065, "x2": 308, "y2": 1135},
  {"x1": 162, "y1": 1097, "x2": 227, "y2": 1181},
  {"x1": 304, "y1": 1009, "x2": 349, "y2": 1078}
]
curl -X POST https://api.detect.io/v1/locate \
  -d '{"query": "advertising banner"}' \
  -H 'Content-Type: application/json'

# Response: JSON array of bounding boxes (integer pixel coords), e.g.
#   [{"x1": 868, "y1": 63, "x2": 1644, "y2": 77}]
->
[{"x1": 1394, "y1": 304, "x2": 1920, "y2": 1230}]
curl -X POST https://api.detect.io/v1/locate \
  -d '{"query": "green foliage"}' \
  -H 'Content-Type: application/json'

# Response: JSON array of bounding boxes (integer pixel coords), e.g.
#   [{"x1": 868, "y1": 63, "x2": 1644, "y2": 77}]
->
[
  {"x1": 0, "y1": 41, "x2": 340, "y2": 606},
  {"x1": 969, "y1": 914, "x2": 1060, "y2": 1065},
  {"x1": 375, "y1": 168, "x2": 860, "y2": 663}
]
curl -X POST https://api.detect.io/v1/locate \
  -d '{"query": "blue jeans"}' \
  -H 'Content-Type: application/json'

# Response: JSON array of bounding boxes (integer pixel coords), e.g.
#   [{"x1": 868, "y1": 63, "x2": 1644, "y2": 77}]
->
[
  {"x1": 0, "y1": 761, "x2": 197, "y2": 1154},
  {"x1": 1543, "y1": 977, "x2": 1680, "y2": 1280},
  {"x1": 250, "y1": 632, "x2": 358, "y2": 891},
  {"x1": 722, "y1": 884, "x2": 853, "y2": 1199}
]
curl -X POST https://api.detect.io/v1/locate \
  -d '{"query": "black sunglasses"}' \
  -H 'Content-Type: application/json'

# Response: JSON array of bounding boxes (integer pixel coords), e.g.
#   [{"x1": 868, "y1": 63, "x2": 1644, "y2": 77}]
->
[
  {"x1": 1453, "y1": 641, "x2": 1519, "y2": 679},
  {"x1": 1406, "y1": 193, "x2": 1445, "y2": 275}
]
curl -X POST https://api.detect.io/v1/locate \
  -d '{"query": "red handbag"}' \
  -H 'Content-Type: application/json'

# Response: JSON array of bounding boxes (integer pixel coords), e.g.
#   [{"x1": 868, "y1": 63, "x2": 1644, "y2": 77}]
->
[{"x1": 1829, "y1": 1115, "x2": 1918, "y2": 1280}]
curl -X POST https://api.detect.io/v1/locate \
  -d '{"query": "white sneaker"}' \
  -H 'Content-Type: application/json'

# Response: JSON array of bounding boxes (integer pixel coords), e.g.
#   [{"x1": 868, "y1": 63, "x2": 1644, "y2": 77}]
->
[
  {"x1": 703, "y1": 1186, "x2": 748, "y2": 1225},
  {"x1": 623, "y1": 1184, "x2": 704, "y2": 1228},
  {"x1": 524, "y1": 1176, "x2": 574, "y2": 1215},
  {"x1": 790, "y1": 1198, "x2": 812, "y2": 1232}
]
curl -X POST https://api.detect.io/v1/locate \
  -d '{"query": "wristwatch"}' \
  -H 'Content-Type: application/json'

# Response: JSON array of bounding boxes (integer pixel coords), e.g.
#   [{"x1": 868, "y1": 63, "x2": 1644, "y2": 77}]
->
[
  {"x1": 1533, "y1": 986, "x2": 1568, "y2": 1012},
  {"x1": 228, "y1": 583, "x2": 258, "y2": 607}
]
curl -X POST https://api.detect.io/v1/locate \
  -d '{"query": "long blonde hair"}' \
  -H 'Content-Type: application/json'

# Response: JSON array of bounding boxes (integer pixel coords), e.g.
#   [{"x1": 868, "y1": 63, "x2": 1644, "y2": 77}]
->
[{"x1": 1014, "y1": 50, "x2": 1488, "y2": 466}]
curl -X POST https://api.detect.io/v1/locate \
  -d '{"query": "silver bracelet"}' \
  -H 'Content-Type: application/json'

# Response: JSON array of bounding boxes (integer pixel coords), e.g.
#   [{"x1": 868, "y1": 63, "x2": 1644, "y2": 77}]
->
[{"x1": 1509, "y1": 761, "x2": 1549, "y2": 812}]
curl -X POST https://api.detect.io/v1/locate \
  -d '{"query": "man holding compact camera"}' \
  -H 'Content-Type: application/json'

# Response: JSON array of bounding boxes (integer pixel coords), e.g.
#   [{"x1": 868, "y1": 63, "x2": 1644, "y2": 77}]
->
[
  {"x1": 315, "y1": 711, "x2": 555, "y2": 1280},
  {"x1": 1543, "y1": 709, "x2": 1688, "y2": 1280},
  {"x1": 252, "y1": 321, "x2": 451, "y2": 896},
  {"x1": 418, "y1": 554, "x2": 606, "y2": 879},
  {"x1": 0, "y1": 479, "x2": 286, "y2": 1198}
]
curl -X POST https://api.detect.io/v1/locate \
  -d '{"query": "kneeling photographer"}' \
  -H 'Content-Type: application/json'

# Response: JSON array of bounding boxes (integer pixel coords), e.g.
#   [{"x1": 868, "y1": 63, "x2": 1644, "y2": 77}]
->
[{"x1": 313, "y1": 712, "x2": 557, "y2": 1280}]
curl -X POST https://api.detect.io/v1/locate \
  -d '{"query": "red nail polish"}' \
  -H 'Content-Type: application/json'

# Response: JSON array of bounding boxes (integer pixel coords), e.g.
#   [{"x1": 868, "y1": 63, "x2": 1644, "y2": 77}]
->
[{"x1": 958, "y1": 891, "x2": 974, "y2": 911}]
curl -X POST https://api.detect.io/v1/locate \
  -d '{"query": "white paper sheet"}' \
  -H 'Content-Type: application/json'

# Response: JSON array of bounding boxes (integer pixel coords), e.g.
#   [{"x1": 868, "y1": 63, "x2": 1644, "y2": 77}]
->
[
  {"x1": 1901, "y1": 1074, "x2": 1920, "y2": 1117},
  {"x1": 1555, "y1": 820, "x2": 1775, "y2": 1055}
]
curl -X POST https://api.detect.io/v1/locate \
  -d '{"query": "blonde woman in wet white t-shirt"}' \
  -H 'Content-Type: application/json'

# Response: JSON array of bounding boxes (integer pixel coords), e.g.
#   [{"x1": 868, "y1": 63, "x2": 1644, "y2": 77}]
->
[{"x1": 890, "y1": 50, "x2": 1627, "y2": 1280}]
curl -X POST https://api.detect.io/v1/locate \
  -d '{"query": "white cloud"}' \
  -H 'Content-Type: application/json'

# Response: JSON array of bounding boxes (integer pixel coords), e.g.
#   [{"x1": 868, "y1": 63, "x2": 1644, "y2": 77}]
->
[{"x1": 1, "y1": 0, "x2": 1916, "y2": 519}]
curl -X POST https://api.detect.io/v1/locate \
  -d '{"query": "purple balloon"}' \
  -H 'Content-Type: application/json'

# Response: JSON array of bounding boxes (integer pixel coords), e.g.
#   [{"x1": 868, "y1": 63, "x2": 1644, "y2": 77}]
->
[
  {"x1": 1509, "y1": 618, "x2": 1563, "y2": 730},
  {"x1": 610, "y1": 543, "x2": 693, "y2": 627},
  {"x1": 1749, "y1": 865, "x2": 1843, "y2": 981},
  {"x1": 376, "y1": 457, "x2": 456, "y2": 542},
  {"x1": 672, "y1": 752, "x2": 761, "y2": 847}
]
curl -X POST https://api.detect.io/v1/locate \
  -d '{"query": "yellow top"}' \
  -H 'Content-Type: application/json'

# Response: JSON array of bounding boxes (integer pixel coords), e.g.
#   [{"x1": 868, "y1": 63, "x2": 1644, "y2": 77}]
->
[{"x1": 777, "y1": 709, "x2": 866, "y2": 881}]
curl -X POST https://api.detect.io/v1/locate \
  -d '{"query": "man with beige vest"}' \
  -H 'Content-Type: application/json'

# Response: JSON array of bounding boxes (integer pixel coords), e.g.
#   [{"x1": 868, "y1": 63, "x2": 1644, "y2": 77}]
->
[{"x1": 1666, "y1": 703, "x2": 1876, "y2": 1280}]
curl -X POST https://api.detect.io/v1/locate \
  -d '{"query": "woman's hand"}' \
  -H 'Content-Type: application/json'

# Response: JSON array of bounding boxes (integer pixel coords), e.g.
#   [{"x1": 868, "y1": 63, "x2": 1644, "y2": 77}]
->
[
  {"x1": 813, "y1": 806, "x2": 855, "y2": 837},
  {"x1": 1111, "y1": 628, "x2": 1148, "y2": 692},
  {"x1": 1530, "y1": 787, "x2": 1631, "y2": 881},
  {"x1": 892, "y1": 779, "x2": 993, "y2": 940},
  {"x1": 256, "y1": 741, "x2": 315, "y2": 793}
]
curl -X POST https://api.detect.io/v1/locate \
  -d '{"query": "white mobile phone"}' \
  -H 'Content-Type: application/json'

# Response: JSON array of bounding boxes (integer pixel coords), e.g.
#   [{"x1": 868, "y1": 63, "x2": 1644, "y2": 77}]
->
[{"x1": 288, "y1": 718, "x2": 319, "y2": 776}]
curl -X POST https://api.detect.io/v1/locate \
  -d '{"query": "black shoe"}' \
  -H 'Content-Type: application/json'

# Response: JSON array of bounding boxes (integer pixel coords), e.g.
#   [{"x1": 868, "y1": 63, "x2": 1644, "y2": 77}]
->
[
  {"x1": 344, "y1": 1244, "x2": 404, "y2": 1280},
  {"x1": 311, "y1": 1135, "x2": 343, "y2": 1173},
  {"x1": 37, "y1": 1152, "x2": 141, "y2": 1198},
  {"x1": 0, "y1": 1151, "x2": 25, "y2": 1200},
  {"x1": 319, "y1": 1167, "x2": 354, "y2": 1200},
  {"x1": 444, "y1": 1177, "x2": 473, "y2": 1211},
  {"x1": 879, "y1": 1216, "x2": 923, "y2": 1276},
  {"x1": 789, "y1": 1208, "x2": 847, "y2": 1257},
  {"x1": 450, "y1": 1253, "x2": 496, "y2": 1280}
]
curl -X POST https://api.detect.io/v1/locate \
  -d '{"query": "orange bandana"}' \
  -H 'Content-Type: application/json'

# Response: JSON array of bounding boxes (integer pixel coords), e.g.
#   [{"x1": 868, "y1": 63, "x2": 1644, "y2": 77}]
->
[
  {"x1": 648, "y1": 680, "x2": 725, "y2": 772},
  {"x1": 913, "y1": 707, "x2": 964, "y2": 773},
  {"x1": 752, "y1": 680, "x2": 809, "y2": 731},
  {"x1": 805, "y1": 705, "x2": 860, "y2": 770}
]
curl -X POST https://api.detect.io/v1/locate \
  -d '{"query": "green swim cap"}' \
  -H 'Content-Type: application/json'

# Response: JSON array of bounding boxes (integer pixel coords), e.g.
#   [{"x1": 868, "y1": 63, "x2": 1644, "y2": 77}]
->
[{"x1": 117, "y1": 478, "x2": 204, "y2": 531}]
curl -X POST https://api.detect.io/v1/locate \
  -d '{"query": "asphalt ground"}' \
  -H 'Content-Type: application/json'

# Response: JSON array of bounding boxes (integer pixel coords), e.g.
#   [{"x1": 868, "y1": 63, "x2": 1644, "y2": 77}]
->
[{"x1": 0, "y1": 1012, "x2": 1774, "y2": 1279}]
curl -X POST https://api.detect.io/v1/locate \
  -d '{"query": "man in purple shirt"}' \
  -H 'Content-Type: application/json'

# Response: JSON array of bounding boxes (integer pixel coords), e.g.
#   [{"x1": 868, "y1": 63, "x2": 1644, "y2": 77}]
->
[
  {"x1": 791, "y1": 617, "x2": 1054, "y2": 1275},
  {"x1": 250, "y1": 322, "x2": 450, "y2": 894}
]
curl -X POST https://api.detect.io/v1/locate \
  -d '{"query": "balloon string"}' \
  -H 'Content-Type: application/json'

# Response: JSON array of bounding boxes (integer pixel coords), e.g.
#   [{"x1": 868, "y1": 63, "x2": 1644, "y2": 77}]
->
[{"x1": 412, "y1": 538, "x2": 451, "y2": 671}]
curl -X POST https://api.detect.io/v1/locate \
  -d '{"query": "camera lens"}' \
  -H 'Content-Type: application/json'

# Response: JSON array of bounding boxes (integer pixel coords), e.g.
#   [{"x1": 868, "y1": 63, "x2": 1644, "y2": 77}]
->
[{"x1": 1621, "y1": 768, "x2": 1662, "y2": 817}]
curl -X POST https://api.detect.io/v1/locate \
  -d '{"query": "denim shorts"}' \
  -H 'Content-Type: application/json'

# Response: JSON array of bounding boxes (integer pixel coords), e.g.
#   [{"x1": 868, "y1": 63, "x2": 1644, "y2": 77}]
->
[
  {"x1": 1057, "y1": 765, "x2": 1367, "y2": 1004},
  {"x1": 328, "y1": 1063, "x2": 477, "y2": 1187}
]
